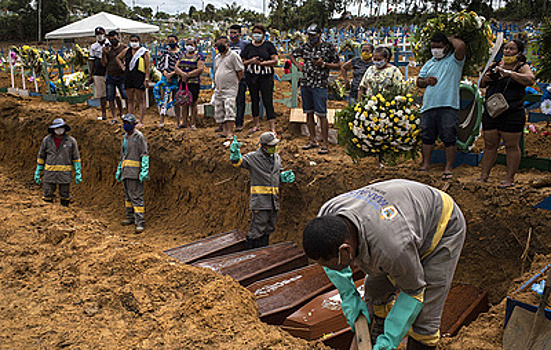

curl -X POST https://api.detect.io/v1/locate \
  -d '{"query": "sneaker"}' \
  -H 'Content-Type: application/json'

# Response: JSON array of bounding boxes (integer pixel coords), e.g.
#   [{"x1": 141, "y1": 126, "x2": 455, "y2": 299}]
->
[
  {"x1": 121, "y1": 219, "x2": 134, "y2": 226},
  {"x1": 135, "y1": 225, "x2": 145, "y2": 233}
]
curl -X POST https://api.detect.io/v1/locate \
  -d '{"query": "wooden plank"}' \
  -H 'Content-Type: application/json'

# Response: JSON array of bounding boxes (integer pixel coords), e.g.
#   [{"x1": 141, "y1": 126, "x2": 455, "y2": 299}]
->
[{"x1": 289, "y1": 108, "x2": 338, "y2": 125}]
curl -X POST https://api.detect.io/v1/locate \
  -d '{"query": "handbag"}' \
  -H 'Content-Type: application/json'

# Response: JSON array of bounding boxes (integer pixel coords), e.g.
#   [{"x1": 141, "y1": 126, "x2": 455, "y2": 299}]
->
[
  {"x1": 485, "y1": 68, "x2": 515, "y2": 119},
  {"x1": 174, "y1": 82, "x2": 193, "y2": 106}
]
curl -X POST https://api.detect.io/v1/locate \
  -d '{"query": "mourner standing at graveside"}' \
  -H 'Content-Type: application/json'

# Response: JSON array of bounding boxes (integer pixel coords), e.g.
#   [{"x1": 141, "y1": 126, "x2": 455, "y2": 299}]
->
[
  {"x1": 102, "y1": 30, "x2": 128, "y2": 124},
  {"x1": 115, "y1": 114, "x2": 149, "y2": 233},
  {"x1": 88, "y1": 26, "x2": 110, "y2": 121},
  {"x1": 230, "y1": 132, "x2": 295, "y2": 249},
  {"x1": 35, "y1": 118, "x2": 82, "y2": 207},
  {"x1": 416, "y1": 33, "x2": 466, "y2": 180},
  {"x1": 302, "y1": 179, "x2": 466, "y2": 350}
]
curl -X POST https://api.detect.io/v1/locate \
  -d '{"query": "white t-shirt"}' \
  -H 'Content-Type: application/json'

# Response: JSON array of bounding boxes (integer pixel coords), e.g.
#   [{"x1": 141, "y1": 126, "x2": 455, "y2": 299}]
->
[{"x1": 214, "y1": 50, "x2": 244, "y2": 98}]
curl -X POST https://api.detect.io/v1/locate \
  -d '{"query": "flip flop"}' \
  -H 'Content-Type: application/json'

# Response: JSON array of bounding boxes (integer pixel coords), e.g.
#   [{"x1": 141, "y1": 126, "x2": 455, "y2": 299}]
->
[
  {"x1": 497, "y1": 181, "x2": 515, "y2": 189},
  {"x1": 249, "y1": 126, "x2": 261, "y2": 134},
  {"x1": 318, "y1": 147, "x2": 329, "y2": 155},
  {"x1": 442, "y1": 173, "x2": 453, "y2": 180},
  {"x1": 158, "y1": 123, "x2": 165, "y2": 129},
  {"x1": 110, "y1": 119, "x2": 118, "y2": 125},
  {"x1": 302, "y1": 142, "x2": 319, "y2": 150},
  {"x1": 235, "y1": 126, "x2": 243, "y2": 132},
  {"x1": 190, "y1": 125, "x2": 197, "y2": 130},
  {"x1": 416, "y1": 168, "x2": 429, "y2": 172}
]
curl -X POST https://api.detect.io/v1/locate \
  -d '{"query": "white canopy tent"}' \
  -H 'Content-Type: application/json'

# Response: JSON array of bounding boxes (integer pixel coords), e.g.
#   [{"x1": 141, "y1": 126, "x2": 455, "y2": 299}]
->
[{"x1": 45, "y1": 12, "x2": 159, "y2": 40}]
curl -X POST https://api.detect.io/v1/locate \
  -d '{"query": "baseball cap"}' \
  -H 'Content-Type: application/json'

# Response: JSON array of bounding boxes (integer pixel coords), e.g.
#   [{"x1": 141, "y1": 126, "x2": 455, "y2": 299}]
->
[
  {"x1": 307, "y1": 24, "x2": 321, "y2": 35},
  {"x1": 259, "y1": 132, "x2": 280, "y2": 146},
  {"x1": 95, "y1": 27, "x2": 105, "y2": 35}
]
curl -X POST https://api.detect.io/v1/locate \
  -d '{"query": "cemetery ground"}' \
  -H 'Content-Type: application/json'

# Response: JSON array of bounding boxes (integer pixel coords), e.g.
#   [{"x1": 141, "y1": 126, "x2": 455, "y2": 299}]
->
[{"x1": 0, "y1": 68, "x2": 551, "y2": 349}]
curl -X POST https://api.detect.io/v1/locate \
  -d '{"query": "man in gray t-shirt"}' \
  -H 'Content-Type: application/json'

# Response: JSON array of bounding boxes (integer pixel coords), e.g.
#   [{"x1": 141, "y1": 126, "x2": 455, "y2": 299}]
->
[{"x1": 302, "y1": 179, "x2": 466, "y2": 350}]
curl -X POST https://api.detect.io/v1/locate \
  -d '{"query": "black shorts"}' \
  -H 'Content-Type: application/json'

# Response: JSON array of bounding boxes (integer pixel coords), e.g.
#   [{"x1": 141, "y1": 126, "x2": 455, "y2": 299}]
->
[
  {"x1": 125, "y1": 71, "x2": 146, "y2": 90},
  {"x1": 482, "y1": 107, "x2": 526, "y2": 133}
]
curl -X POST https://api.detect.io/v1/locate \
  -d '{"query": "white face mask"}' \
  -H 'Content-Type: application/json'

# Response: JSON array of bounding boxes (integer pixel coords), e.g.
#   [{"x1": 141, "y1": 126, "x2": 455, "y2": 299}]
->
[
  {"x1": 252, "y1": 33, "x2": 263, "y2": 42},
  {"x1": 54, "y1": 128, "x2": 65, "y2": 135},
  {"x1": 373, "y1": 60, "x2": 386, "y2": 68},
  {"x1": 185, "y1": 45, "x2": 196, "y2": 53},
  {"x1": 431, "y1": 48, "x2": 446, "y2": 59},
  {"x1": 130, "y1": 42, "x2": 140, "y2": 49},
  {"x1": 96, "y1": 34, "x2": 105, "y2": 42}
]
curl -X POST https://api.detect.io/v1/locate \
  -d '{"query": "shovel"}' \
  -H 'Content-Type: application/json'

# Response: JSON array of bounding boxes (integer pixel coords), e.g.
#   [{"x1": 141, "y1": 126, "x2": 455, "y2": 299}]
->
[{"x1": 503, "y1": 269, "x2": 551, "y2": 350}]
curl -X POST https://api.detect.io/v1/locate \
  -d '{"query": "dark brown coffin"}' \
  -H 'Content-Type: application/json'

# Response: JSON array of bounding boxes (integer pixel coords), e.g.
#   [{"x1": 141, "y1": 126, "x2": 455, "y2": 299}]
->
[
  {"x1": 440, "y1": 283, "x2": 489, "y2": 337},
  {"x1": 193, "y1": 242, "x2": 308, "y2": 286},
  {"x1": 247, "y1": 264, "x2": 334, "y2": 325},
  {"x1": 163, "y1": 229, "x2": 247, "y2": 264},
  {"x1": 282, "y1": 282, "x2": 489, "y2": 349}
]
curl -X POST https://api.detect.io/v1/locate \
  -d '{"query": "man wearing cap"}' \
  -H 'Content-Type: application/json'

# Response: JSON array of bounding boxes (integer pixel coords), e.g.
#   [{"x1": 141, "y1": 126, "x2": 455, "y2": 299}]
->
[
  {"x1": 302, "y1": 179, "x2": 466, "y2": 350},
  {"x1": 102, "y1": 30, "x2": 128, "y2": 124},
  {"x1": 289, "y1": 24, "x2": 341, "y2": 155},
  {"x1": 34, "y1": 118, "x2": 82, "y2": 207},
  {"x1": 88, "y1": 27, "x2": 110, "y2": 120},
  {"x1": 115, "y1": 114, "x2": 149, "y2": 233},
  {"x1": 229, "y1": 132, "x2": 295, "y2": 248}
]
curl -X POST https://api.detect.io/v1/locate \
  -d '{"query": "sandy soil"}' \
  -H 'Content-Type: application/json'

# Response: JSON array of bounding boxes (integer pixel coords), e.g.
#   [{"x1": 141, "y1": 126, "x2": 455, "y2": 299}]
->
[{"x1": 1, "y1": 67, "x2": 551, "y2": 349}]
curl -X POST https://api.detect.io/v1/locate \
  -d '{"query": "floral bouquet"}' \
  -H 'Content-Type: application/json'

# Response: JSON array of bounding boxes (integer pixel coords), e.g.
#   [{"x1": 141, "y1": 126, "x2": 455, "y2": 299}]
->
[
  {"x1": 339, "y1": 39, "x2": 359, "y2": 53},
  {"x1": 335, "y1": 83, "x2": 421, "y2": 164},
  {"x1": 412, "y1": 10, "x2": 494, "y2": 76},
  {"x1": 54, "y1": 71, "x2": 88, "y2": 96},
  {"x1": 11, "y1": 45, "x2": 48, "y2": 75},
  {"x1": 66, "y1": 44, "x2": 89, "y2": 69}
]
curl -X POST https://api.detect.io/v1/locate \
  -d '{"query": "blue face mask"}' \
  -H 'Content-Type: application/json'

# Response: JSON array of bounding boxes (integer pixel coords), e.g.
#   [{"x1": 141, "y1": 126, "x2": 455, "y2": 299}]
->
[{"x1": 123, "y1": 123, "x2": 134, "y2": 132}]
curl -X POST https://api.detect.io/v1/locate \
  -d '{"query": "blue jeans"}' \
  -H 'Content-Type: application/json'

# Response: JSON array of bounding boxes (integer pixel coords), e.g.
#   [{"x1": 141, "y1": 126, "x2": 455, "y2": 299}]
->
[
  {"x1": 421, "y1": 107, "x2": 458, "y2": 147},
  {"x1": 106, "y1": 75, "x2": 127, "y2": 101},
  {"x1": 301, "y1": 86, "x2": 328, "y2": 117}
]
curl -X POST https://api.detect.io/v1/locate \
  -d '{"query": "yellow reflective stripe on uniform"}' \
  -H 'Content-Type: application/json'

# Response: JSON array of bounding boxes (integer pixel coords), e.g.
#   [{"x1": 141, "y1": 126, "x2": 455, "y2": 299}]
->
[
  {"x1": 134, "y1": 206, "x2": 145, "y2": 213},
  {"x1": 373, "y1": 300, "x2": 395, "y2": 318},
  {"x1": 409, "y1": 288, "x2": 425, "y2": 303},
  {"x1": 73, "y1": 159, "x2": 81, "y2": 163},
  {"x1": 45, "y1": 164, "x2": 73, "y2": 171},
  {"x1": 421, "y1": 190, "x2": 453, "y2": 260},
  {"x1": 407, "y1": 329, "x2": 440, "y2": 346},
  {"x1": 122, "y1": 160, "x2": 141, "y2": 168},
  {"x1": 125, "y1": 201, "x2": 132, "y2": 208},
  {"x1": 250, "y1": 186, "x2": 279, "y2": 195},
  {"x1": 233, "y1": 158, "x2": 243, "y2": 167},
  {"x1": 37, "y1": 158, "x2": 45, "y2": 165}
]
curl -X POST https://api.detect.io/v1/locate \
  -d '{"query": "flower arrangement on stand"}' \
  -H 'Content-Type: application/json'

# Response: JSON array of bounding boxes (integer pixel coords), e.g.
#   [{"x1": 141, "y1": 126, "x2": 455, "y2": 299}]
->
[
  {"x1": 335, "y1": 83, "x2": 422, "y2": 164},
  {"x1": 412, "y1": 10, "x2": 494, "y2": 76}
]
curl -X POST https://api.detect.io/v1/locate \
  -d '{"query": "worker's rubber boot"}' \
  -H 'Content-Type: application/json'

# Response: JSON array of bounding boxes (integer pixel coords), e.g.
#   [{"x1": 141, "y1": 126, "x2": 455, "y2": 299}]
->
[
  {"x1": 135, "y1": 225, "x2": 145, "y2": 233},
  {"x1": 121, "y1": 219, "x2": 134, "y2": 226},
  {"x1": 60, "y1": 199, "x2": 70, "y2": 207},
  {"x1": 370, "y1": 315, "x2": 385, "y2": 344},
  {"x1": 406, "y1": 337, "x2": 437, "y2": 350},
  {"x1": 43, "y1": 197, "x2": 54, "y2": 203}
]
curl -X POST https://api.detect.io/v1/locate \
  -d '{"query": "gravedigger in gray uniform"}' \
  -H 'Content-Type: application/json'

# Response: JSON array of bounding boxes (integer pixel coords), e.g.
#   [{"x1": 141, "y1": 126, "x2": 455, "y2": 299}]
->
[
  {"x1": 230, "y1": 132, "x2": 295, "y2": 249},
  {"x1": 302, "y1": 179, "x2": 466, "y2": 350}
]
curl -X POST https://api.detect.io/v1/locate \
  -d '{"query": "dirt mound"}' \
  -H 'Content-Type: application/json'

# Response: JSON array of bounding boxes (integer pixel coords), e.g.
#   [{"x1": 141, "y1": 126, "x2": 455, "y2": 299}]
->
[{"x1": 1, "y1": 92, "x2": 551, "y2": 349}]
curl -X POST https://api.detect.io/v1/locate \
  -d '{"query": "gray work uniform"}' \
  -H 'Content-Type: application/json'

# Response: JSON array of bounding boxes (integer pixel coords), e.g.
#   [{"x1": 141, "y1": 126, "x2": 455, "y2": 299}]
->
[
  {"x1": 37, "y1": 135, "x2": 80, "y2": 201},
  {"x1": 234, "y1": 148, "x2": 282, "y2": 241},
  {"x1": 318, "y1": 179, "x2": 466, "y2": 347},
  {"x1": 119, "y1": 130, "x2": 149, "y2": 225}
]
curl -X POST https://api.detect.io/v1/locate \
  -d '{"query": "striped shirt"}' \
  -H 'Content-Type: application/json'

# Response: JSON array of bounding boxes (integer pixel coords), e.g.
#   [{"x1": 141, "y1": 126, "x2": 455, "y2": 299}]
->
[
  {"x1": 177, "y1": 53, "x2": 205, "y2": 84},
  {"x1": 158, "y1": 49, "x2": 182, "y2": 73}
]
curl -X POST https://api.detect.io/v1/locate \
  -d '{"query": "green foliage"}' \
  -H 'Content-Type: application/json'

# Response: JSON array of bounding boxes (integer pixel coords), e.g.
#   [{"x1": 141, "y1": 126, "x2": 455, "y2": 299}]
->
[
  {"x1": 412, "y1": 10, "x2": 493, "y2": 76},
  {"x1": 533, "y1": 17, "x2": 551, "y2": 83}
]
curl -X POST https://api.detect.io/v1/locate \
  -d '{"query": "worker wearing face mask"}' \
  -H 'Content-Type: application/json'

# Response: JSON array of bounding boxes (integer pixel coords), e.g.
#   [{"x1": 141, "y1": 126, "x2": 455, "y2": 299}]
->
[
  {"x1": 35, "y1": 118, "x2": 82, "y2": 207},
  {"x1": 416, "y1": 33, "x2": 466, "y2": 181},
  {"x1": 230, "y1": 132, "x2": 295, "y2": 249},
  {"x1": 358, "y1": 46, "x2": 403, "y2": 100},
  {"x1": 88, "y1": 27, "x2": 110, "y2": 120},
  {"x1": 302, "y1": 179, "x2": 466, "y2": 350},
  {"x1": 289, "y1": 24, "x2": 341, "y2": 155},
  {"x1": 115, "y1": 114, "x2": 149, "y2": 233}
]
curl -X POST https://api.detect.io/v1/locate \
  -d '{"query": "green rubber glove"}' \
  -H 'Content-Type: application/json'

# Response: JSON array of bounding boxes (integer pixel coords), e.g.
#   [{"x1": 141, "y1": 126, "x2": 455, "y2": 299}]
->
[
  {"x1": 230, "y1": 136, "x2": 242, "y2": 162},
  {"x1": 139, "y1": 156, "x2": 149, "y2": 183},
  {"x1": 73, "y1": 162, "x2": 82, "y2": 184},
  {"x1": 323, "y1": 266, "x2": 370, "y2": 332},
  {"x1": 115, "y1": 162, "x2": 122, "y2": 182},
  {"x1": 280, "y1": 170, "x2": 295, "y2": 183},
  {"x1": 34, "y1": 164, "x2": 44, "y2": 185},
  {"x1": 372, "y1": 293, "x2": 424, "y2": 350}
]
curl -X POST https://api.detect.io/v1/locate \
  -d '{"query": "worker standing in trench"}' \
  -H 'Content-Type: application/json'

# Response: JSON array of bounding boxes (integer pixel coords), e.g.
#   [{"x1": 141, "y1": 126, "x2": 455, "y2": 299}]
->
[
  {"x1": 229, "y1": 132, "x2": 295, "y2": 249},
  {"x1": 116, "y1": 114, "x2": 149, "y2": 233},
  {"x1": 302, "y1": 179, "x2": 466, "y2": 350},
  {"x1": 34, "y1": 118, "x2": 82, "y2": 207}
]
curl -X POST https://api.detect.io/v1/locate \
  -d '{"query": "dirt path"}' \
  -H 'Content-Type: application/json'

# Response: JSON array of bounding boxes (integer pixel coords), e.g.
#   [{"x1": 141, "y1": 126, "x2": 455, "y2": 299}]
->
[{"x1": 1, "y1": 93, "x2": 551, "y2": 348}]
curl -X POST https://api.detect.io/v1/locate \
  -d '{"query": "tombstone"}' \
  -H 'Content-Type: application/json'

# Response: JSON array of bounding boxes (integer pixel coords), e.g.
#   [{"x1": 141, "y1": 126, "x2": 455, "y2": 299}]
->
[{"x1": 193, "y1": 242, "x2": 308, "y2": 286}]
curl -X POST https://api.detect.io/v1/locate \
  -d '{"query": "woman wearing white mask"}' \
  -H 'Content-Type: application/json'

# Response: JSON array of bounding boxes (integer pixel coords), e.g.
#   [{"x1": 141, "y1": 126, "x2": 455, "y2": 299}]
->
[
  {"x1": 116, "y1": 34, "x2": 151, "y2": 127},
  {"x1": 174, "y1": 38, "x2": 205, "y2": 130},
  {"x1": 358, "y1": 47, "x2": 403, "y2": 100},
  {"x1": 241, "y1": 24, "x2": 279, "y2": 135}
]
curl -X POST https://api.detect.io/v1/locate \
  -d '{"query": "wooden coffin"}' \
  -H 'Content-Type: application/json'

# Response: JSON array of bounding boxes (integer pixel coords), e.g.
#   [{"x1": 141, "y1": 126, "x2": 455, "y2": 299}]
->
[
  {"x1": 440, "y1": 283, "x2": 489, "y2": 337},
  {"x1": 281, "y1": 280, "x2": 364, "y2": 350},
  {"x1": 163, "y1": 229, "x2": 247, "y2": 264},
  {"x1": 193, "y1": 242, "x2": 308, "y2": 286}
]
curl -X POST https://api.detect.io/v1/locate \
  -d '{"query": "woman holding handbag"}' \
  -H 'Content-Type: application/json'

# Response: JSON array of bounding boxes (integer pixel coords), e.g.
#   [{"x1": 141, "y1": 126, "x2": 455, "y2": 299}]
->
[
  {"x1": 174, "y1": 38, "x2": 205, "y2": 130},
  {"x1": 479, "y1": 39, "x2": 535, "y2": 188}
]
